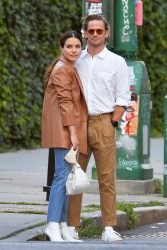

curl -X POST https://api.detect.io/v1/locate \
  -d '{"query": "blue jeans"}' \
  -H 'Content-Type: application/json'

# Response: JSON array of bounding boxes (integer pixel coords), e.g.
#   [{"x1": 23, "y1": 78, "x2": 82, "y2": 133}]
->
[{"x1": 47, "y1": 148, "x2": 73, "y2": 222}]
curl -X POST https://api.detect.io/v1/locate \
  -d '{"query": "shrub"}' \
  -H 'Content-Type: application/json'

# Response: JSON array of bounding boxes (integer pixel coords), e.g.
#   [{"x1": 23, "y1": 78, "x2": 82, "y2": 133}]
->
[
  {"x1": 137, "y1": 1, "x2": 167, "y2": 136},
  {"x1": 0, "y1": 0, "x2": 81, "y2": 151}
]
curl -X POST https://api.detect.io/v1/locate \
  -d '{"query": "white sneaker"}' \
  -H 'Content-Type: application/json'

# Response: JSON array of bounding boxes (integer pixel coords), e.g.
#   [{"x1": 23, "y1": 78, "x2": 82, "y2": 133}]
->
[
  {"x1": 102, "y1": 227, "x2": 123, "y2": 242},
  {"x1": 61, "y1": 223, "x2": 83, "y2": 242},
  {"x1": 68, "y1": 226, "x2": 79, "y2": 240}
]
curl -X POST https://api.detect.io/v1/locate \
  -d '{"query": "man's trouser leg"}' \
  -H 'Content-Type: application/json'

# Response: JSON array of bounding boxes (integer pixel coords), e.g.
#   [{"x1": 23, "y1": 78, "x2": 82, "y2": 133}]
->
[
  {"x1": 88, "y1": 114, "x2": 117, "y2": 227},
  {"x1": 67, "y1": 146, "x2": 92, "y2": 226},
  {"x1": 67, "y1": 113, "x2": 117, "y2": 227}
]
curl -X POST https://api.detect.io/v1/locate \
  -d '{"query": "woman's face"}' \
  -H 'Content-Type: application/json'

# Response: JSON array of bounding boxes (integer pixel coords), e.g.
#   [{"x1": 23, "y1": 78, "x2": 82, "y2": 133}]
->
[{"x1": 61, "y1": 38, "x2": 82, "y2": 65}]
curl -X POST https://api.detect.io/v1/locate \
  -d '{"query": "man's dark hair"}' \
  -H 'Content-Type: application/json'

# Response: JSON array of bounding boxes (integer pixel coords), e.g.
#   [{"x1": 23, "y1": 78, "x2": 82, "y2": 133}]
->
[{"x1": 84, "y1": 14, "x2": 109, "y2": 31}]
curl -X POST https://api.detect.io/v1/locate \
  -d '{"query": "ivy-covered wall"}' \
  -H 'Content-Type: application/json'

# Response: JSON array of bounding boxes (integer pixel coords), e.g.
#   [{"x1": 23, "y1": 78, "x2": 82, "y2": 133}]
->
[
  {"x1": 0, "y1": 0, "x2": 166, "y2": 152},
  {"x1": 0, "y1": 0, "x2": 81, "y2": 151}
]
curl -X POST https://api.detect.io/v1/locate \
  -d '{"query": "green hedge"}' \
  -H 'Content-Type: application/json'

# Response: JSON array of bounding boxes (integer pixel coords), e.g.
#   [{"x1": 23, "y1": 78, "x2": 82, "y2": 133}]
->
[
  {"x1": 137, "y1": 1, "x2": 167, "y2": 136},
  {"x1": 0, "y1": 0, "x2": 81, "y2": 151},
  {"x1": 0, "y1": 0, "x2": 166, "y2": 151}
]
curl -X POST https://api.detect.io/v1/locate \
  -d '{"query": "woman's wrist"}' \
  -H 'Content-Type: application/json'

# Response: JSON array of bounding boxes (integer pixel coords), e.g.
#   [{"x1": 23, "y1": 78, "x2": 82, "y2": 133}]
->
[{"x1": 68, "y1": 125, "x2": 77, "y2": 135}]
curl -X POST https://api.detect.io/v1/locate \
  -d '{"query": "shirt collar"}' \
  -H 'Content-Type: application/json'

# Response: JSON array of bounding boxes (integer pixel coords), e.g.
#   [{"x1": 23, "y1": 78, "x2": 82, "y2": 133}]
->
[{"x1": 82, "y1": 46, "x2": 108, "y2": 59}]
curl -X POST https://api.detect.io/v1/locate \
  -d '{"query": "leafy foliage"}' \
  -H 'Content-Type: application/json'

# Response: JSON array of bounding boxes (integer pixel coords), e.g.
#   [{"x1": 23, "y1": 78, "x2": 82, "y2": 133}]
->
[
  {"x1": 0, "y1": 1, "x2": 166, "y2": 151},
  {"x1": 77, "y1": 216, "x2": 102, "y2": 239},
  {"x1": 134, "y1": 200, "x2": 164, "y2": 207},
  {"x1": 137, "y1": 1, "x2": 167, "y2": 136},
  {"x1": 81, "y1": 201, "x2": 164, "y2": 232},
  {"x1": 117, "y1": 202, "x2": 140, "y2": 229},
  {"x1": 0, "y1": 0, "x2": 82, "y2": 151},
  {"x1": 154, "y1": 178, "x2": 163, "y2": 194}
]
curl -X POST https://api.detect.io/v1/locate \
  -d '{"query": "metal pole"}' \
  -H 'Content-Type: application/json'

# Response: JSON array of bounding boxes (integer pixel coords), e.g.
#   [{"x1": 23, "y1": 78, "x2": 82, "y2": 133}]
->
[
  {"x1": 164, "y1": 96, "x2": 167, "y2": 197},
  {"x1": 43, "y1": 148, "x2": 55, "y2": 201}
]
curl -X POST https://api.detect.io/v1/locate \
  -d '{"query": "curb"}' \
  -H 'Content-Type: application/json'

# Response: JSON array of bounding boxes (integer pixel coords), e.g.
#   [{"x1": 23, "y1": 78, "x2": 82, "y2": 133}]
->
[
  {"x1": 81, "y1": 206, "x2": 167, "y2": 231},
  {"x1": 1, "y1": 224, "x2": 46, "y2": 242},
  {"x1": 81, "y1": 210, "x2": 129, "y2": 231},
  {"x1": 134, "y1": 206, "x2": 167, "y2": 226},
  {"x1": 2, "y1": 206, "x2": 167, "y2": 242},
  {"x1": 88, "y1": 179, "x2": 155, "y2": 195}
]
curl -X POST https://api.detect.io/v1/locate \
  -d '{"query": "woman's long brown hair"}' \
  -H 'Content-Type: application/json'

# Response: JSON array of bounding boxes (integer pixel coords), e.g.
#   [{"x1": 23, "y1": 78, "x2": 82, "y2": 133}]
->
[{"x1": 43, "y1": 31, "x2": 83, "y2": 88}]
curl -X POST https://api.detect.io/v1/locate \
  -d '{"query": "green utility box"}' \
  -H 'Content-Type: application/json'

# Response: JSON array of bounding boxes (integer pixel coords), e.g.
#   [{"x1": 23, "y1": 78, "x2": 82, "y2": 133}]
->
[{"x1": 116, "y1": 61, "x2": 153, "y2": 180}]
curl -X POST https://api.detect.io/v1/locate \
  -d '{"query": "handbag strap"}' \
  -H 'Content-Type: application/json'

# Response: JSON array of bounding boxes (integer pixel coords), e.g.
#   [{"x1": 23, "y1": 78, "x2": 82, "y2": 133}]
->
[
  {"x1": 71, "y1": 149, "x2": 79, "y2": 173},
  {"x1": 76, "y1": 151, "x2": 79, "y2": 161},
  {"x1": 72, "y1": 147, "x2": 79, "y2": 162},
  {"x1": 71, "y1": 146, "x2": 79, "y2": 161},
  {"x1": 72, "y1": 162, "x2": 80, "y2": 173}
]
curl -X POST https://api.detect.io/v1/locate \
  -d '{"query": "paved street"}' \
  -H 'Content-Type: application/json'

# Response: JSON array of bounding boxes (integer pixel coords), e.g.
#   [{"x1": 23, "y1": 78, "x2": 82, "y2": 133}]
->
[
  {"x1": 0, "y1": 138, "x2": 164, "y2": 199},
  {"x1": 0, "y1": 137, "x2": 166, "y2": 249},
  {"x1": 0, "y1": 138, "x2": 164, "y2": 205},
  {"x1": 150, "y1": 138, "x2": 164, "y2": 180},
  {"x1": 1, "y1": 237, "x2": 167, "y2": 250}
]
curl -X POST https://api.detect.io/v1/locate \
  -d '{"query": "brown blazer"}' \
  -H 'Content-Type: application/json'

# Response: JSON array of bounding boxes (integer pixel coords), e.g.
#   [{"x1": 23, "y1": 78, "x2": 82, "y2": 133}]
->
[{"x1": 41, "y1": 55, "x2": 88, "y2": 154}]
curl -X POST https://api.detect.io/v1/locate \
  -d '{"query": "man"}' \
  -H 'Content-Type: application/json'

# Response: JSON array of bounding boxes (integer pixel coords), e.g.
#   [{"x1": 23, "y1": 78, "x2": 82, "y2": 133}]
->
[{"x1": 67, "y1": 14, "x2": 130, "y2": 242}]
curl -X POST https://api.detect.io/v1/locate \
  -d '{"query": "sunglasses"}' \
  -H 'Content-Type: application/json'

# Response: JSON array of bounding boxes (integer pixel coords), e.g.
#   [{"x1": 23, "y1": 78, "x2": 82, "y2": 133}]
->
[
  {"x1": 87, "y1": 29, "x2": 105, "y2": 35},
  {"x1": 124, "y1": 106, "x2": 134, "y2": 112}
]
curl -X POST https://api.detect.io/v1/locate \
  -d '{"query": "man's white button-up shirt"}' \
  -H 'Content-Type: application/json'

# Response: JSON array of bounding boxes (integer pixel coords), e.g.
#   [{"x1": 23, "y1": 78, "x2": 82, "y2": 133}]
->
[{"x1": 76, "y1": 47, "x2": 131, "y2": 115}]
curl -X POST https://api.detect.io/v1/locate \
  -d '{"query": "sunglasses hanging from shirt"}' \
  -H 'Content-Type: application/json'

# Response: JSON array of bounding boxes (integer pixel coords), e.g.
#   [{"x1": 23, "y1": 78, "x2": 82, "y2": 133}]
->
[{"x1": 124, "y1": 106, "x2": 134, "y2": 112}]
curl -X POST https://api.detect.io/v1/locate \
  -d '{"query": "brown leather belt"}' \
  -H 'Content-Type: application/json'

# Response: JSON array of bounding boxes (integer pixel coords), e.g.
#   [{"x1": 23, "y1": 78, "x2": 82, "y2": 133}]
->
[{"x1": 88, "y1": 112, "x2": 113, "y2": 120}]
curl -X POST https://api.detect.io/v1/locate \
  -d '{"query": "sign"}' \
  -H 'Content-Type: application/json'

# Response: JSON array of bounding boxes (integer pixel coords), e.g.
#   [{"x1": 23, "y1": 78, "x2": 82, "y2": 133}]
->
[{"x1": 86, "y1": 2, "x2": 102, "y2": 15}]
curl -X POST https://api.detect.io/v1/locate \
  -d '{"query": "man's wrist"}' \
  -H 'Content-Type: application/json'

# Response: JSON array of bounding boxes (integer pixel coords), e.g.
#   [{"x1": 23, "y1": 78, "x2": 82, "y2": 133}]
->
[{"x1": 111, "y1": 120, "x2": 118, "y2": 128}]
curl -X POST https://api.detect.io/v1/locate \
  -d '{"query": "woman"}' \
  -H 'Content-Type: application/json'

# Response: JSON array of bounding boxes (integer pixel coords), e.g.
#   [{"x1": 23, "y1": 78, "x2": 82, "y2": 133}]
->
[{"x1": 41, "y1": 31, "x2": 88, "y2": 242}]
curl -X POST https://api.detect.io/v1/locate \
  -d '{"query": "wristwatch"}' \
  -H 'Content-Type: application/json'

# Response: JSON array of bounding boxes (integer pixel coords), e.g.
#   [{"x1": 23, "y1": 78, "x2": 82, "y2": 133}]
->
[{"x1": 111, "y1": 120, "x2": 118, "y2": 128}]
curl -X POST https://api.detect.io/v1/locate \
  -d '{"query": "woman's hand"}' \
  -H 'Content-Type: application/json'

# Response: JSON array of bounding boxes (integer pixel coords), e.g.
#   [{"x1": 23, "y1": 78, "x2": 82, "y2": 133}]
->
[
  {"x1": 70, "y1": 133, "x2": 79, "y2": 151},
  {"x1": 68, "y1": 125, "x2": 79, "y2": 151}
]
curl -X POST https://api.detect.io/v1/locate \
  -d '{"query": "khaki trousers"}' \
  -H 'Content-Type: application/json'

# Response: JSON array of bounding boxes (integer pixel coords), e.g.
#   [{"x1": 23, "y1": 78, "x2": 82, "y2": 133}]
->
[{"x1": 67, "y1": 113, "x2": 117, "y2": 227}]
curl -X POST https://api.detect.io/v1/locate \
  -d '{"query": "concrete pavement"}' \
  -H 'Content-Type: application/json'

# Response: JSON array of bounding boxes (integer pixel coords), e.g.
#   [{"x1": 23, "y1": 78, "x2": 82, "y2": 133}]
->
[
  {"x1": 0, "y1": 137, "x2": 167, "y2": 244},
  {"x1": 1, "y1": 241, "x2": 167, "y2": 250}
]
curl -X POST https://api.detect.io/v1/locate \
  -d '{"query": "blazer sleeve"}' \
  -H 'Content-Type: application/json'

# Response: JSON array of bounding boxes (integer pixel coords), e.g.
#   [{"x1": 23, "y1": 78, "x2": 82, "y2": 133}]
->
[{"x1": 53, "y1": 66, "x2": 75, "y2": 127}]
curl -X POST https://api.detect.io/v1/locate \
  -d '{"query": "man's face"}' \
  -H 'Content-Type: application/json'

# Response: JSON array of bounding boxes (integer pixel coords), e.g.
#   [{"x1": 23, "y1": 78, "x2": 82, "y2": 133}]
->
[{"x1": 84, "y1": 20, "x2": 109, "y2": 47}]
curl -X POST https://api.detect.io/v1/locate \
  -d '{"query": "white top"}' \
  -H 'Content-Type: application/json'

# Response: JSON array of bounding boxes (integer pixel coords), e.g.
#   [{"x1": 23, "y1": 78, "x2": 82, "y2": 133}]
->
[{"x1": 76, "y1": 47, "x2": 131, "y2": 115}]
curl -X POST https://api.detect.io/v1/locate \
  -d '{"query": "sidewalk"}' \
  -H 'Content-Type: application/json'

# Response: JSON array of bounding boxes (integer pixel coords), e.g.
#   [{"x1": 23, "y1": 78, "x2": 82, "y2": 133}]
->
[{"x1": 0, "y1": 138, "x2": 166, "y2": 243}]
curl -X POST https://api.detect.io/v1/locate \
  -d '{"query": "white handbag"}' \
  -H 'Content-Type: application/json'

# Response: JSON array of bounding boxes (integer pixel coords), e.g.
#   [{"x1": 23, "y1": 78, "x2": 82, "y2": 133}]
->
[{"x1": 66, "y1": 162, "x2": 90, "y2": 195}]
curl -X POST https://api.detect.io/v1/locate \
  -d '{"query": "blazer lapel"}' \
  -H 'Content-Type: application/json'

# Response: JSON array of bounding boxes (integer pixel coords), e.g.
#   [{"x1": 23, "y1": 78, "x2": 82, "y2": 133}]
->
[{"x1": 59, "y1": 55, "x2": 87, "y2": 107}]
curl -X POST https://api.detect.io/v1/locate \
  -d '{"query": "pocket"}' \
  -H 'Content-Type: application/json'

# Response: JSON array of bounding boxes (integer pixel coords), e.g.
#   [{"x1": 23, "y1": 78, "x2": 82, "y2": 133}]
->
[
  {"x1": 101, "y1": 117, "x2": 115, "y2": 137},
  {"x1": 98, "y1": 72, "x2": 116, "y2": 89}
]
